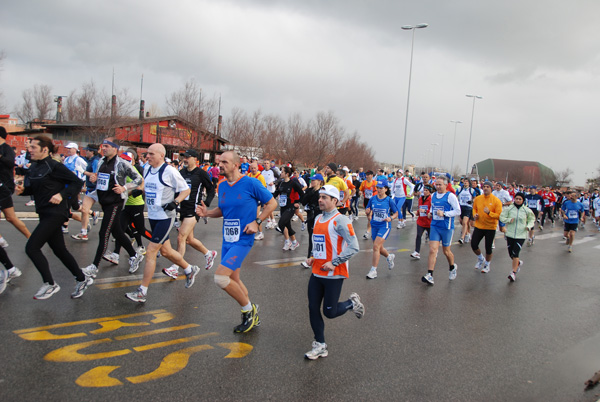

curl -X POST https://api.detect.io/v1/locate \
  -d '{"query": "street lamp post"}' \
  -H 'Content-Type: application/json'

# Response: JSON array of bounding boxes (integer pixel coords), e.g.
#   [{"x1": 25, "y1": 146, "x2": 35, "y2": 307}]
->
[
  {"x1": 437, "y1": 133, "x2": 444, "y2": 169},
  {"x1": 450, "y1": 120, "x2": 462, "y2": 175},
  {"x1": 430, "y1": 142, "x2": 439, "y2": 172},
  {"x1": 465, "y1": 94, "x2": 483, "y2": 176},
  {"x1": 400, "y1": 23, "x2": 428, "y2": 172}
]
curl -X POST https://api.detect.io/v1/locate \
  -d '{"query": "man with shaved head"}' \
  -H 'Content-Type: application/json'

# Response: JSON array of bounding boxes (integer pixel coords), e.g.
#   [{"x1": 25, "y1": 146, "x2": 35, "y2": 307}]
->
[
  {"x1": 196, "y1": 150, "x2": 277, "y2": 333},
  {"x1": 125, "y1": 143, "x2": 199, "y2": 303}
]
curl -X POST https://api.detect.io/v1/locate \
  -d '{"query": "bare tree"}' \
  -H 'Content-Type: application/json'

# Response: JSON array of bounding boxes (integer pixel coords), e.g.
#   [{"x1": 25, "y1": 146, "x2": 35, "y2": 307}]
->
[
  {"x1": 555, "y1": 167, "x2": 573, "y2": 187},
  {"x1": 16, "y1": 84, "x2": 53, "y2": 123},
  {"x1": 261, "y1": 114, "x2": 285, "y2": 160},
  {"x1": 165, "y1": 78, "x2": 220, "y2": 134},
  {"x1": 281, "y1": 113, "x2": 311, "y2": 165},
  {"x1": 0, "y1": 50, "x2": 6, "y2": 113},
  {"x1": 307, "y1": 111, "x2": 344, "y2": 168}
]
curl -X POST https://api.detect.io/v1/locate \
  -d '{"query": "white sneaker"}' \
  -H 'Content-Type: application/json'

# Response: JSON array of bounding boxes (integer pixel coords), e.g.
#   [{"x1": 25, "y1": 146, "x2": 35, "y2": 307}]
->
[
  {"x1": 508, "y1": 272, "x2": 516, "y2": 282},
  {"x1": 421, "y1": 273, "x2": 434, "y2": 285},
  {"x1": 0, "y1": 270, "x2": 6, "y2": 294},
  {"x1": 283, "y1": 240, "x2": 292, "y2": 250},
  {"x1": 34, "y1": 282, "x2": 61, "y2": 300},
  {"x1": 397, "y1": 223, "x2": 402, "y2": 229},
  {"x1": 475, "y1": 258, "x2": 485, "y2": 269},
  {"x1": 300, "y1": 261, "x2": 310, "y2": 269},
  {"x1": 290, "y1": 240, "x2": 300, "y2": 250},
  {"x1": 174, "y1": 220, "x2": 181, "y2": 229},
  {"x1": 0, "y1": 237, "x2": 8, "y2": 248},
  {"x1": 162, "y1": 264, "x2": 179, "y2": 279},
  {"x1": 410, "y1": 251, "x2": 421, "y2": 260},
  {"x1": 129, "y1": 253, "x2": 144, "y2": 274},
  {"x1": 301, "y1": 221, "x2": 306, "y2": 231},
  {"x1": 349, "y1": 293, "x2": 364, "y2": 318},
  {"x1": 254, "y1": 232, "x2": 264, "y2": 240},
  {"x1": 464, "y1": 234, "x2": 470, "y2": 243},
  {"x1": 449, "y1": 264, "x2": 458, "y2": 281},
  {"x1": 205, "y1": 250, "x2": 217, "y2": 270},
  {"x1": 81, "y1": 264, "x2": 98, "y2": 278},
  {"x1": 481, "y1": 262, "x2": 490, "y2": 273},
  {"x1": 292, "y1": 215, "x2": 299, "y2": 221},
  {"x1": 102, "y1": 252, "x2": 119, "y2": 265},
  {"x1": 366, "y1": 268, "x2": 377, "y2": 279},
  {"x1": 386, "y1": 254, "x2": 395, "y2": 269},
  {"x1": 25, "y1": 200, "x2": 35, "y2": 206},
  {"x1": 363, "y1": 231, "x2": 370, "y2": 239},
  {"x1": 137, "y1": 246, "x2": 146, "y2": 255},
  {"x1": 71, "y1": 276, "x2": 94, "y2": 299},
  {"x1": 62, "y1": 226, "x2": 69, "y2": 234},
  {"x1": 305, "y1": 341, "x2": 328, "y2": 360},
  {"x1": 7, "y1": 267, "x2": 22, "y2": 282}
]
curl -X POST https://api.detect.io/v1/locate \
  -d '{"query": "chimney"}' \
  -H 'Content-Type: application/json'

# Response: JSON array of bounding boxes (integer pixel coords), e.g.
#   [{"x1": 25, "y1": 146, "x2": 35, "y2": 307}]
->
[
  {"x1": 111, "y1": 95, "x2": 117, "y2": 120},
  {"x1": 55, "y1": 96, "x2": 63, "y2": 122},
  {"x1": 217, "y1": 115, "x2": 222, "y2": 137},
  {"x1": 139, "y1": 100, "x2": 145, "y2": 120}
]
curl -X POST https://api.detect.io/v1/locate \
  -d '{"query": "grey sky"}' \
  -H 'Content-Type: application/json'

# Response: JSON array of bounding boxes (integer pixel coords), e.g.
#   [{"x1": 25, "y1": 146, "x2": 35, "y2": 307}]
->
[{"x1": 2, "y1": 0, "x2": 599, "y2": 185}]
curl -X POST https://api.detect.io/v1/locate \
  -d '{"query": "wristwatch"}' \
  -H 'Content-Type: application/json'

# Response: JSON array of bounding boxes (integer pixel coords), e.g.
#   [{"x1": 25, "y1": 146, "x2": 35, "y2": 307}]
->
[
  {"x1": 255, "y1": 218, "x2": 263, "y2": 225},
  {"x1": 174, "y1": 200, "x2": 180, "y2": 206}
]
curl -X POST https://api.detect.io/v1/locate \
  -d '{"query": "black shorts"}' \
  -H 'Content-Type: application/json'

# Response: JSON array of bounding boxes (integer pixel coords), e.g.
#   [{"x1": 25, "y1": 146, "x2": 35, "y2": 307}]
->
[
  {"x1": 460, "y1": 206, "x2": 473, "y2": 219},
  {"x1": 0, "y1": 194, "x2": 14, "y2": 210},
  {"x1": 564, "y1": 223, "x2": 578, "y2": 232},
  {"x1": 180, "y1": 205, "x2": 199, "y2": 222},
  {"x1": 531, "y1": 209, "x2": 539, "y2": 218},
  {"x1": 506, "y1": 237, "x2": 525, "y2": 259},
  {"x1": 363, "y1": 198, "x2": 371, "y2": 209}
]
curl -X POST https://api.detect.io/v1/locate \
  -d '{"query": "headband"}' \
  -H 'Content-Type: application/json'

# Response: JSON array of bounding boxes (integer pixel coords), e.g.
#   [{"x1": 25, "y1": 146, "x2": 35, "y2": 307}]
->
[{"x1": 103, "y1": 140, "x2": 119, "y2": 148}]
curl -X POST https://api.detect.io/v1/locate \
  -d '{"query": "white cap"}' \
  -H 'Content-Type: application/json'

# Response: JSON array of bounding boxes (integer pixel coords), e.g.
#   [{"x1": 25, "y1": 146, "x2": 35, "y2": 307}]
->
[
  {"x1": 342, "y1": 166, "x2": 349, "y2": 172},
  {"x1": 65, "y1": 142, "x2": 79, "y2": 150},
  {"x1": 165, "y1": 157, "x2": 172, "y2": 163},
  {"x1": 319, "y1": 184, "x2": 340, "y2": 201}
]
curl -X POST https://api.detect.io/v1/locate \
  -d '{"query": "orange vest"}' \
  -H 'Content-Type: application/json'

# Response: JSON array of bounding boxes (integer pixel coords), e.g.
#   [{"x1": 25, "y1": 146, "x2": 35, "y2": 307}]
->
[{"x1": 311, "y1": 212, "x2": 349, "y2": 278}]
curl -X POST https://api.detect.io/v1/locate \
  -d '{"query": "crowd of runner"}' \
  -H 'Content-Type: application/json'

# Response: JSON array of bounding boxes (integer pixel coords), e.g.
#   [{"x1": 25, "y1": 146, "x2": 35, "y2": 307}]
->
[{"x1": 1, "y1": 126, "x2": 597, "y2": 359}]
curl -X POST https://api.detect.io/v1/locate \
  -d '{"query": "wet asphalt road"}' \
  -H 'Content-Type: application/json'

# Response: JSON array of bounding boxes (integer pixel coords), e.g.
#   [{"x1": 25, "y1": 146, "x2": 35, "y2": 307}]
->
[{"x1": 1, "y1": 198, "x2": 600, "y2": 401}]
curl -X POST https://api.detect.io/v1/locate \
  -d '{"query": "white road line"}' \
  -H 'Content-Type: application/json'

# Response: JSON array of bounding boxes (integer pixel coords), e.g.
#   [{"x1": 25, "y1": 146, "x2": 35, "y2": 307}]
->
[{"x1": 536, "y1": 232, "x2": 564, "y2": 240}]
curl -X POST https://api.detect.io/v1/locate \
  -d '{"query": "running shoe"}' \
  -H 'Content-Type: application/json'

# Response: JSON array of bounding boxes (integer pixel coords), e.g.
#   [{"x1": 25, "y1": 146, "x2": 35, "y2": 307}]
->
[
  {"x1": 25, "y1": 200, "x2": 35, "y2": 206},
  {"x1": 174, "y1": 220, "x2": 181, "y2": 229},
  {"x1": 517, "y1": 260, "x2": 523, "y2": 273},
  {"x1": 539, "y1": 225, "x2": 543, "y2": 230},
  {"x1": 475, "y1": 258, "x2": 485, "y2": 270},
  {"x1": 362, "y1": 231, "x2": 370, "y2": 239},
  {"x1": 305, "y1": 341, "x2": 328, "y2": 360},
  {"x1": 300, "y1": 261, "x2": 310, "y2": 269},
  {"x1": 449, "y1": 264, "x2": 458, "y2": 281},
  {"x1": 421, "y1": 273, "x2": 434, "y2": 285},
  {"x1": 349, "y1": 293, "x2": 364, "y2": 319},
  {"x1": 0, "y1": 270, "x2": 6, "y2": 294},
  {"x1": 492, "y1": 242, "x2": 496, "y2": 249},
  {"x1": 464, "y1": 234, "x2": 470, "y2": 243},
  {"x1": 366, "y1": 267, "x2": 377, "y2": 279},
  {"x1": 129, "y1": 253, "x2": 144, "y2": 274},
  {"x1": 7, "y1": 267, "x2": 22, "y2": 282},
  {"x1": 386, "y1": 254, "x2": 395, "y2": 269},
  {"x1": 275, "y1": 226, "x2": 283, "y2": 234},
  {"x1": 81, "y1": 264, "x2": 98, "y2": 278},
  {"x1": 102, "y1": 252, "x2": 119, "y2": 265},
  {"x1": 205, "y1": 250, "x2": 217, "y2": 270},
  {"x1": 234, "y1": 303, "x2": 259, "y2": 333},
  {"x1": 568, "y1": 246, "x2": 573, "y2": 253},
  {"x1": 62, "y1": 226, "x2": 69, "y2": 234},
  {"x1": 254, "y1": 232, "x2": 264, "y2": 240},
  {"x1": 301, "y1": 221, "x2": 306, "y2": 231},
  {"x1": 481, "y1": 263, "x2": 491, "y2": 273},
  {"x1": 162, "y1": 264, "x2": 179, "y2": 279},
  {"x1": 125, "y1": 287, "x2": 147, "y2": 303},
  {"x1": 185, "y1": 265, "x2": 200, "y2": 288},
  {"x1": 410, "y1": 251, "x2": 421, "y2": 260},
  {"x1": 397, "y1": 222, "x2": 402, "y2": 230},
  {"x1": 458, "y1": 238, "x2": 464, "y2": 244},
  {"x1": 0, "y1": 237, "x2": 8, "y2": 248},
  {"x1": 71, "y1": 233, "x2": 88, "y2": 241},
  {"x1": 508, "y1": 272, "x2": 516, "y2": 282},
  {"x1": 290, "y1": 240, "x2": 300, "y2": 250},
  {"x1": 71, "y1": 276, "x2": 94, "y2": 299},
  {"x1": 552, "y1": 222, "x2": 555, "y2": 228},
  {"x1": 203, "y1": 217, "x2": 208, "y2": 224},
  {"x1": 283, "y1": 240, "x2": 292, "y2": 250},
  {"x1": 292, "y1": 215, "x2": 298, "y2": 222},
  {"x1": 92, "y1": 210, "x2": 100, "y2": 226},
  {"x1": 33, "y1": 282, "x2": 60, "y2": 300},
  {"x1": 137, "y1": 246, "x2": 146, "y2": 255}
]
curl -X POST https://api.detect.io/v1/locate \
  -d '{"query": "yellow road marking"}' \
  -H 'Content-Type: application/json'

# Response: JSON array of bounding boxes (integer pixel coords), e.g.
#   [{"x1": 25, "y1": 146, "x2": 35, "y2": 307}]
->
[
  {"x1": 44, "y1": 338, "x2": 131, "y2": 362},
  {"x1": 76, "y1": 366, "x2": 123, "y2": 387},
  {"x1": 133, "y1": 333, "x2": 218, "y2": 352},
  {"x1": 18, "y1": 330, "x2": 88, "y2": 341},
  {"x1": 216, "y1": 342, "x2": 254, "y2": 358},
  {"x1": 14, "y1": 310, "x2": 168, "y2": 334},
  {"x1": 114, "y1": 324, "x2": 201, "y2": 341},
  {"x1": 90, "y1": 320, "x2": 150, "y2": 334}
]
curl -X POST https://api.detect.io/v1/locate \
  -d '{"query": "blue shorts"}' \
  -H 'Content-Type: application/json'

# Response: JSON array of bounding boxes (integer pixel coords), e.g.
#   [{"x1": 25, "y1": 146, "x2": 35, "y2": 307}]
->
[
  {"x1": 221, "y1": 243, "x2": 252, "y2": 271},
  {"x1": 371, "y1": 225, "x2": 391, "y2": 241},
  {"x1": 394, "y1": 197, "x2": 406, "y2": 219},
  {"x1": 429, "y1": 226, "x2": 453, "y2": 247},
  {"x1": 149, "y1": 218, "x2": 174, "y2": 244}
]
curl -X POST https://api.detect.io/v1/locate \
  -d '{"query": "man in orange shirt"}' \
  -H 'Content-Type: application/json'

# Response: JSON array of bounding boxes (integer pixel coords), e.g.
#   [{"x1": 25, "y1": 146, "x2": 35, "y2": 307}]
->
[
  {"x1": 471, "y1": 181, "x2": 503, "y2": 273},
  {"x1": 359, "y1": 170, "x2": 377, "y2": 239},
  {"x1": 247, "y1": 162, "x2": 267, "y2": 240}
]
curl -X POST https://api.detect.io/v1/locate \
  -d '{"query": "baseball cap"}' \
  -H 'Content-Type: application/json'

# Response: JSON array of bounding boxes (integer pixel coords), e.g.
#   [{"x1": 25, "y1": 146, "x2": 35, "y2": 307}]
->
[
  {"x1": 319, "y1": 184, "x2": 340, "y2": 200},
  {"x1": 376, "y1": 180, "x2": 388, "y2": 188},
  {"x1": 84, "y1": 144, "x2": 98, "y2": 151},
  {"x1": 183, "y1": 149, "x2": 199, "y2": 158},
  {"x1": 119, "y1": 152, "x2": 132, "y2": 162},
  {"x1": 397, "y1": 169, "x2": 403, "y2": 174},
  {"x1": 366, "y1": 170, "x2": 374, "y2": 175},
  {"x1": 65, "y1": 142, "x2": 79, "y2": 150},
  {"x1": 165, "y1": 157, "x2": 172, "y2": 163},
  {"x1": 327, "y1": 162, "x2": 337, "y2": 171},
  {"x1": 310, "y1": 173, "x2": 324, "y2": 182}
]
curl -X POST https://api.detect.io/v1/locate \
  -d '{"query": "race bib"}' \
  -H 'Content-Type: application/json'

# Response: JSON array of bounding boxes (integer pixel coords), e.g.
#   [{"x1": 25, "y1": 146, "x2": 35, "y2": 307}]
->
[
  {"x1": 373, "y1": 208, "x2": 387, "y2": 222},
  {"x1": 568, "y1": 210, "x2": 578, "y2": 219},
  {"x1": 459, "y1": 192, "x2": 471, "y2": 205},
  {"x1": 97, "y1": 173, "x2": 110, "y2": 192},
  {"x1": 185, "y1": 180, "x2": 191, "y2": 201},
  {"x1": 364, "y1": 189, "x2": 373, "y2": 199},
  {"x1": 312, "y1": 234, "x2": 326, "y2": 260},
  {"x1": 224, "y1": 219, "x2": 241, "y2": 242},
  {"x1": 544, "y1": 199, "x2": 550, "y2": 206},
  {"x1": 146, "y1": 192, "x2": 159, "y2": 212},
  {"x1": 279, "y1": 194, "x2": 287, "y2": 207},
  {"x1": 527, "y1": 199, "x2": 537, "y2": 208},
  {"x1": 433, "y1": 206, "x2": 444, "y2": 220},
  {"x1": 419, "y1": 205, "x2": 428, "y2": 217}
]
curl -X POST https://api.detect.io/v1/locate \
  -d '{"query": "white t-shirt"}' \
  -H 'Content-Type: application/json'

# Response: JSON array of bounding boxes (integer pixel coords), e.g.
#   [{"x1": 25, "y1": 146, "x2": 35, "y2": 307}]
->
[
  {"x1": 144, "y1": 163, "x2": 189, "y2": 220},
  {"x1": 262, "y1": 169, "x2": 276, "y2": 193}
]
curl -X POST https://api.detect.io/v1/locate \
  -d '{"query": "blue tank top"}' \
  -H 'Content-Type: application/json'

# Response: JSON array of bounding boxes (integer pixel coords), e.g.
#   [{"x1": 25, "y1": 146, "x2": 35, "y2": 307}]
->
[{"x1": 430, "y1": 192, "x2": 454, "y2": 230}]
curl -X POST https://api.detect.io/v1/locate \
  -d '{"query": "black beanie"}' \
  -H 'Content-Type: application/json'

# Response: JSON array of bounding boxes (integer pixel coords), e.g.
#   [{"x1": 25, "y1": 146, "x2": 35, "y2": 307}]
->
[{"x1": 0, "y1": 126, "x2": 7, "y2": 139}]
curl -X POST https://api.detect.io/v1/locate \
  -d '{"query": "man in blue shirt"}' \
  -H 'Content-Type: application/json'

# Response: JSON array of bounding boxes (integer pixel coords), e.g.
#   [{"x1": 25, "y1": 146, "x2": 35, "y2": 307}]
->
[
  {"x1": 561, "y1": 191, "x2": 584, "y2": 253},
  {"x1": 196, "y1": 151, "x2": 277, "y2": 333}
]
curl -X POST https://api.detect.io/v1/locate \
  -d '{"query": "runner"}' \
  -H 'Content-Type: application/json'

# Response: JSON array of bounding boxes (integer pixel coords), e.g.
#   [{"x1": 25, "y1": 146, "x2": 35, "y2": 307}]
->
[
  {"x1": 359, "y1": 170, "x2": 377, "y2": 239},
  {"x1": 410, "y1": 184, "x2": 433, "y2": 260},
  {"x1": 273, "y1": 166, "x2": 304, "y2": 250},
  {"x1": 80, "y1": 139, "x2": 145, "y2": 277},
  {"x1": 324, "y1": 162, "x2": 349, "y2": 214},
  {"x1": 261, "y1": 160, "x2": 278, "y2": 229},
  {"x1": 196, "y1": 150, "x2": 277, "y2": 332},
  {"x1": 350, "y1": 173, "x2": 361, "y2": 220},
  {"x1": 365, "y1": 179, "x2": 398, "y2": 279},
  {"x1": 391, "y1": 169, "x2": 414, "y2": 229},
  {"x1": 579, "y1": 192, "x2": 591, "y2": 226},
  {"x1": 247, "y1": 161, "x2": 268, "y2": 240},
  {"x1": 300, "y1": 173, "x2": 324, "y2": 268},
  {"x1": 304, "y1": 184, "x2": 362, "y2": 360},
  {"x1": 421, "y1": 176, "x2": 461, "y2": 285},
  {"x1": 524, "y1": 186, "x2": 544, "y2": 245},
  {"x1": 15, "y1": 136, "x2": 92, "y2": 299},
  {"x1": 161, "y1": 149, "x2": 217, "y2": 279},
  {"x1": 70, "y1": 144, "x2": 101, "y2": 241},
  {"x1": 62, "y1": 142, "x2": 88, "y2": 233},
  {"x1": 470, "y1": 181, "x2": 503, "y2": 273},
  {"x1": 592, "y1": 191, "x2": 600, "y2": 230},
  {"x1": 457, "y1": 178, "x2": 480, "y2": 244},
  {"x1": 125, "y1": 144, "x2": 200, "y2": 303},
  {"x1": 561, "y1": 191, "x2": 584, "y2": 253},
  {"x1": 499, "y1": 192, "x2": 535, "y2": 282},
  {"x1": 539, "y1": 186, "x2": 556, "y2": 229}
]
